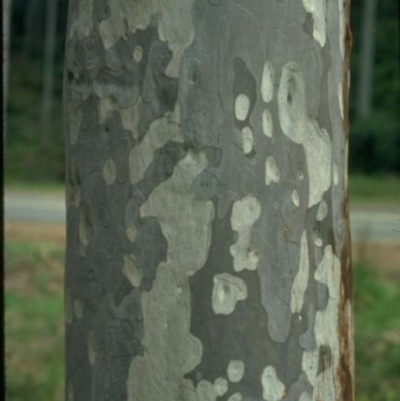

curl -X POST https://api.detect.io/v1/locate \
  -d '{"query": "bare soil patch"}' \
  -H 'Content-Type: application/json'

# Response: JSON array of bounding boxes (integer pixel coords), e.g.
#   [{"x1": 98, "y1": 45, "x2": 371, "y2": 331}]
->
[{"x1": 5, "y1": 222, "x2": 66, "y2": 246}]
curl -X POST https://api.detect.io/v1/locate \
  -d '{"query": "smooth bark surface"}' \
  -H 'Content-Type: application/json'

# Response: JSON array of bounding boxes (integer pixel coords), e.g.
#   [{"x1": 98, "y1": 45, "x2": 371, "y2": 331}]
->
[{"x1": 64, "y1": 1, "x2": 353, "y2": 401}]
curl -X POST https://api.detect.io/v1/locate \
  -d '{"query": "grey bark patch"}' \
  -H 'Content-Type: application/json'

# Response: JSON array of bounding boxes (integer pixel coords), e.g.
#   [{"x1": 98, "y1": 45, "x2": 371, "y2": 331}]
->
[
  {"x1": 233, "y1": 57, "x2": 257, "y2": 128},
  {"x1": 192, "y1": 170, "x2": 221, "y2": 200},
  {"x1": 317, "y1": 345, "x2": 332, "y2": 375}
]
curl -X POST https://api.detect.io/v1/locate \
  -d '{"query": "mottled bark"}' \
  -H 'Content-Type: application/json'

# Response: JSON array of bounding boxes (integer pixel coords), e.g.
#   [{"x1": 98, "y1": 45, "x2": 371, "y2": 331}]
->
[{"x1": 64, "y1": 1, "x2": 353, "y2": 401}]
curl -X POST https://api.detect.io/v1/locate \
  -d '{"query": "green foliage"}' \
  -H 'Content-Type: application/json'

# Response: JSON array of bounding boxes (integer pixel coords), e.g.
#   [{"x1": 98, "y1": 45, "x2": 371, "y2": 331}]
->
[
  {"x1": 349, "y1": 112, "x2": 400, "y2": 174},
  {"x1": 5, "y1": 54, "x2": 65, "y2": 183},
  {"x1": 348, "y1": 174, "x2": 400, "y2": 204},
  {"x1": 354, "y1": 264, "x2": 400, "y2": 401}
]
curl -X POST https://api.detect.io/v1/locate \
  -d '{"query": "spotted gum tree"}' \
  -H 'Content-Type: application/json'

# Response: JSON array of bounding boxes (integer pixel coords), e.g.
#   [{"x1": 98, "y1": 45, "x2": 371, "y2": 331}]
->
[{"x1": 64, "y1": 1, "x2": 353, "y2": 400}]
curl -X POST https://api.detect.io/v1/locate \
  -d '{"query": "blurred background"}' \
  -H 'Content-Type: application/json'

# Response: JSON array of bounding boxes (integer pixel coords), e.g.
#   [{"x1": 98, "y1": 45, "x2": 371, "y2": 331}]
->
[{"x1": 3, "y1": 1, "x2": 400, "y2": 400}]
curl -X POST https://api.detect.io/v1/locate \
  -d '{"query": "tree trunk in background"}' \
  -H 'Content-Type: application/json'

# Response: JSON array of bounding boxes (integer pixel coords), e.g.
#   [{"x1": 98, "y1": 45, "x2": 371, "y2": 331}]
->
[
  {"x1": 22, "y1": 0, "x2": 41, "y2": 58},
  {"x1": 357, "y1": 0, "x2": 377, "y2": 116},
  {"x1": 64, "y1": 1, "x2": 353, "y2": 401},
  {"x1": 41, "y1": 0, "x2": 58, "y2": 149},
  {"x1": 3, "y1": 0, "x2": 11, "y2": 144}
]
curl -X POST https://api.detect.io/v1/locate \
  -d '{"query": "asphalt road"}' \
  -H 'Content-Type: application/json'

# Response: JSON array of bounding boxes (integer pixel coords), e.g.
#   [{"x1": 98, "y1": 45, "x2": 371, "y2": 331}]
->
[{"x1": 4, "y1": 191, "x2": 400, "y2": 244}]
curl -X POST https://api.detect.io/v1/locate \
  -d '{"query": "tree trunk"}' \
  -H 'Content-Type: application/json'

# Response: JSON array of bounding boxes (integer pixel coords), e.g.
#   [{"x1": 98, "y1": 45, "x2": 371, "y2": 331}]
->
[
  {"x1": 357, "y1": 0, "x2": 377, "y2": 116},
  {"x1": 3, "y1": 0, "x2": 12, "y2": 144},
  {"x1": 64, "y1": 1, "x2": 353, "y2": 401},
  {"x1": 41, "y1": 0, "x2": 58, "y2": 149},
  {"x1": 22, "y1": 0, "x2": 41, "y2": 58}
]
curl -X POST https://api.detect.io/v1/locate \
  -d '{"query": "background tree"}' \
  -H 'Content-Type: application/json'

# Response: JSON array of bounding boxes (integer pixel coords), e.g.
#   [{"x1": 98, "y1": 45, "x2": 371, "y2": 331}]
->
[{"x1": 64, "y1": 1, "x2": 353, "y2": 401}]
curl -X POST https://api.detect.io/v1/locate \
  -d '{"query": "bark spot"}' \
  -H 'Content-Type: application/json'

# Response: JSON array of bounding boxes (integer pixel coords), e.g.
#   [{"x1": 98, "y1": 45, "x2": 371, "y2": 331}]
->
[
  {"x1": 214, "y1": 377, "x2": 228, "y2": 396},
  {"x1": 333, "y1": 163, "x2": 339, "y2": 186},
  {"x1": 278, "y1": 62, "x2": 331, "y2": 207},
  {"x1": 88, "y1": 331, "x2": 97, "y2": 365},
  {"x1": 227, "y1": 360, "x2": 245, "y2": 383},
  {"x1": 67, "y1": 382, "x2": 74, "y2": 401},
  {"x1": 316, "y1": 200, "x2": 328, "y2": 221},
  {"x1": 133, "y1": 45, "x2": 143, "y2": 63},
  {"x1": 234, "y1": 94, "x2": 250, "y2": 121},
  {"x1": 123, "y1": 254, "x2": 143, "y2": 288},
  {"x1": 73, "y1": 298, "x2": 83, "y2": 319},
  {"x1": 230, "y1": 195, "x2": 261, "y2": 272},
  {"x1": 290, "y1": 232, "x2": 309, "y2": 314},
  {"x1": 212, "y1": 273, "x2": 248, "y2": 315},
  {"x1": 261, "y1": 365, "x2": 286, "y2": 401},
  {"x1": 262, "y1": 109, "x2": 273, "y2": 138},
  {"x1": 261, "y1": 61, "x2": 274, "y2": 103},
  {"x1": 78, "y1": 205, "x2": 91, "y2": 256},
  {"x1": 292, "y1": 190, "x2": 300, "y2": 207},
  {"x1": 265, "y1": 156, "x2": 280, "y2": 185},
  {"x1": 241, "y1": 126, "x2": 254, "y2": 155},
  {"x1": 301, "y1": 246, "x2": 342, "y2": 399},
  {"x1": 302, "y1": 0, "x2": 327, "y2": 47},
  {"x1": 228, "y1": 393, "x2": 243, "y2": 401},
  {"x1": 125, "y1": 225, "x2": 138, "y2": 243},
  {"x1": 102, "y1": 158, "x2": 117, "y2": 185}
]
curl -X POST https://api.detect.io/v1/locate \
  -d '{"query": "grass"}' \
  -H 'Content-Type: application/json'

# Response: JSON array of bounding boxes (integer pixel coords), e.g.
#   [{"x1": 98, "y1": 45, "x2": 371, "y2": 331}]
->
[
  {"x1": 4, "y1": 238, "x2": 400, "y2": 400},
  {"x1": 5, "y1": 241, "x2": 65, "y2": 401},
  {"x1": 348, "y1": 174, "x2": 400, "y2": 205},
  {"x1": 4, "y1": 179, "x2": 65, "y2": 194},
  {"x1": 354, "y1": 265, "x2": 400, "y2": 401}
]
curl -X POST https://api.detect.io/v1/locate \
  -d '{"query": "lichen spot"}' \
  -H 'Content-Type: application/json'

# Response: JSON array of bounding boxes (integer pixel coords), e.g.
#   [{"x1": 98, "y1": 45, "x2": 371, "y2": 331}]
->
[
  {"x1": 73, "y1": 298, "x2": 83, "y2": 319},
  {"x1": 261, "y1": 61, "x2": 274, "y2": 103},
  {"x1": 292, "y1": 190, "x2": 300, "y2": 207},
  {"x1": 214, "y1": 377, "x2": 228, "y2": 396},
  {"x1": 88, "y1": 331, "x2": 96, "y2": 365},
  {"x1": 333, "y1": 163, "x2": 339, "y2": 186},
  {"x1": 261, "y1": 366, "x2": 286, "y2": 401},
  {"x1": 125, "y1": 225, "x2": 138, "y2": 243},
  {"x1": 302, "y1": 0, "x2": 327, "y2": 47},
  {"x1": 102, "y1": 158, "x2": 116, "y2": 185},
  {"x1": 123, "y1": 254, "x2": 142, "y2": 288},
  {"x1": 227, "y1": 360, "x2": 245, "y2": 383},
  {"x1": 228, "y1": 393, "x2": 243, "y2": 401},
  {"x1": 212, "y1": 273, "x2": 247, "y2": 315},
  {"x1": 316, "y1": 200, "x2": 328, "y2": 221},
  {"x1": 241, "y1": 127, "x2": 254, "y2": 154},
  {"x1": 262, "y1": 109, "x2": 273, "y2": 138},
  {"x1": 265, "y1": 156, "x2": 280, "y2": 185},
  {"x1": 235, "y1": 94, "x2": 250, "y2": 121},
  {"x1": 133, "y1": 45, "x2": 143, "y2": 63}
]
